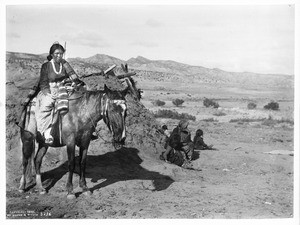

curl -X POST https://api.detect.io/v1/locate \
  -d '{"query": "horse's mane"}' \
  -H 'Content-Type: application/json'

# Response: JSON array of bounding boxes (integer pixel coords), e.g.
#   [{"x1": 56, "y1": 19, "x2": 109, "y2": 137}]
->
[
  {"x1": 83, "y1": 89, "x2": 124, "y2": 99},
  {"x1": 85, "y1": 90, "x2": 104, "y2": 94},
  {"x1": 83, "y1": 90, "x2": 104, "y2": 99}
]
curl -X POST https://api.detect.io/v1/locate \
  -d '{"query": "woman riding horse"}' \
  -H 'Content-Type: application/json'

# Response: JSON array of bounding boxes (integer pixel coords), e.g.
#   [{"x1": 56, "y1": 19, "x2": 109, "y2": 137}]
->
[
  {"x1": 37, "y1": 42, "x2": 83, "y2": 145},
  {"x1": 19, "y1": 84, "x2": 128, "y2": 199},
  {"x1": 18, "y1": 44, "x2": 129, "y2": 199}
]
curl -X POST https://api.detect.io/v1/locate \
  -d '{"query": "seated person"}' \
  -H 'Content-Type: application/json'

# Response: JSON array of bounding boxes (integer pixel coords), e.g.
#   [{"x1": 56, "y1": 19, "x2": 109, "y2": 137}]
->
[
  {"x1": 161, "y1": 125, "x2": 171, "y2": 138},
  {"x1": 159, "y1": 133, "x2": 182, "y2": 165},
  {"x1": 193, "y1": 129, "x2": 214, "y2": 150},
  {"x1": 161, "y1": 120, "x2": 194, "y2": 163},
  {"x1": 158, "y1": 124, "x2": 171, "y2": 149}
]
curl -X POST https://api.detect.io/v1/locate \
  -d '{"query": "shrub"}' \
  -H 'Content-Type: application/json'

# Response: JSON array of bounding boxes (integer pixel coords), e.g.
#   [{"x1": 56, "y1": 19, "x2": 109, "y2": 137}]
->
[
  {"x1": 264, "y1": 101, "x2": 279, "y2": 111},
  {"x1": 262, "y1": 117, "x2": 294, "y2": 126},
  {"x1": 229, "y1": 116, "x2": 293, "y2": 126},
  {"x1": 203, "y1": 98, "x2": 219, "y2": 108},
  {"x1": 247, "y1": 102, "x2": 257, "y2": 110},
  {"x1": 172, "y1": 98, "x2": 184, "y2": 107},
  {"x1": 229, "y1": 118, "x2": 265, "y2": 123},
  {"x1": 201, "y1": 118, "x2": 218, "y2": 122},
  {"x1": 152, "y1": 99, "x2": 166, "y2": 106},
  {"x1": 213, "y1": 111, "x2": 226, "y2": 116},
  {"x1": 153, "y1": 109, "x2": 196, "y2": 121}
]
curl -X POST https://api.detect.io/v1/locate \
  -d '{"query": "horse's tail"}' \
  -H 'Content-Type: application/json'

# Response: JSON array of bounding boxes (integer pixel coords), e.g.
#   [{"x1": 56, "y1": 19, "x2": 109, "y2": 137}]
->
[{"x1": 21, "y1": 128, "x2": 36, "y2": 182}]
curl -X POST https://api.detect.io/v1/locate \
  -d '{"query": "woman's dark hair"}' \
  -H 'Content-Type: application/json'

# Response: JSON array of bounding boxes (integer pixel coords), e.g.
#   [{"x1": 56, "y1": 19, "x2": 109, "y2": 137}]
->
[
  {"x1": 195, "y1": 129, "x2": 203, "y2": 137},
  {"x1": 162, "y1": 125, "x2": 168, "y2": 130},
  {"x1": 47, "y1": 43, "x2": 65, "y2": 61}
]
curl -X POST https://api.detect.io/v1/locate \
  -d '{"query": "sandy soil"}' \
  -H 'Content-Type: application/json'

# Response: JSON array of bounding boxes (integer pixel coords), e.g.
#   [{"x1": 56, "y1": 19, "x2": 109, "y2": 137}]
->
[{"x1": 6, "y1": 76, "x2": 294, "y2": 219}]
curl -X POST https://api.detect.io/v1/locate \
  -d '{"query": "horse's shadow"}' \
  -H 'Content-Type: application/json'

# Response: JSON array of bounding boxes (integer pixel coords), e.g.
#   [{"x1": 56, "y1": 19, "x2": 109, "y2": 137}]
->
[{"x1": 42, "y1": 147, "x2": 174, "y2": 194}]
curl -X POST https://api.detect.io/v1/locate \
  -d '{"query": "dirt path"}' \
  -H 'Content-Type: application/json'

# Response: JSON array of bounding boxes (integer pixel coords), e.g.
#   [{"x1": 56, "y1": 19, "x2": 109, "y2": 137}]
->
[{"x1": 6, "y1": 121, "x2": 293, "y2": 219}]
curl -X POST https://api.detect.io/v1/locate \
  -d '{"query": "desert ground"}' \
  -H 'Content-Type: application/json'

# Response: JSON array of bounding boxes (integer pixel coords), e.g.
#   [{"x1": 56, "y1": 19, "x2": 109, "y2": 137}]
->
[{"x1": 5, "y1": 57, "x2": 295, "y2": 219}]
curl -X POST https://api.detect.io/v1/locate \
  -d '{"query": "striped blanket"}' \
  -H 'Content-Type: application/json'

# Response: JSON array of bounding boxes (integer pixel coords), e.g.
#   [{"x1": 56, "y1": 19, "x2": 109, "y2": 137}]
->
[
  {"x1": 17, "y1": 80, "x2": 78, "y2": 131},
  {"x1": 56, "y1": 82, "x2": 69, "y2": 114}
]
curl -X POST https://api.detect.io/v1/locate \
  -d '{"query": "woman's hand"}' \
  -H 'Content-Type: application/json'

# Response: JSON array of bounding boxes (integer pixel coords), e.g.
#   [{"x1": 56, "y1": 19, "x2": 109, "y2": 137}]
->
[
  {"x1": 47, "y1": 92, "x2": 58, "y2": 99},
  {"x1": 73, "y1": 78, "x2": 85, "y2": 86}
]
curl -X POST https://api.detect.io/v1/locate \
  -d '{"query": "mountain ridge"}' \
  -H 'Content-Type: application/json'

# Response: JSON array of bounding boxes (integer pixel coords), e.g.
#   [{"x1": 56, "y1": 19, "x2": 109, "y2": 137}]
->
[
  {"x1": 6, "y1": 51, "x2": 294, "y2": 76},
  {"x1": 6, "y1": 51, "x2": 294, "y2": 89},
  {"x1": 6, "y1": 51, "x2": 293, "y2": 77}
]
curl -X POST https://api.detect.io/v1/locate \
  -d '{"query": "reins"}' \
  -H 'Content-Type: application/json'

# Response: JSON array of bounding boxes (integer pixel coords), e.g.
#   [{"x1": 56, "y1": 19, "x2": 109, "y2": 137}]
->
[
  {"x1": 87, "y1": 93, "x2": 113, "y2": 143},
  {"x1": 67, "y1": 92, "x2": 85, "y2": 101},
  {"x1": 86, "y1": 93, "x2": 126, "y2": 144},
  {"x1": 66, "y1": 89, "x2": 86, "y2": 101}
]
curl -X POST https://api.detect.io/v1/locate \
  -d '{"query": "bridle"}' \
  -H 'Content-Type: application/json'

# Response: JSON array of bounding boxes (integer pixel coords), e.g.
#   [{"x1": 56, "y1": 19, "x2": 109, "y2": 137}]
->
[{"x1": 88, "y1": 93, "x2": 126, "y2": 143}]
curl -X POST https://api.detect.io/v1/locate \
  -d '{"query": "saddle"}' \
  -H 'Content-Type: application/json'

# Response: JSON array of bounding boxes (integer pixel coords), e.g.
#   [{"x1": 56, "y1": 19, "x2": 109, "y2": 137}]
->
[
  {"x1": 17, "y1": 80, "x2": 86, "y2": 145},
  {"x1": 49, "y1": 82, "x2": 87, "y2": 145}
]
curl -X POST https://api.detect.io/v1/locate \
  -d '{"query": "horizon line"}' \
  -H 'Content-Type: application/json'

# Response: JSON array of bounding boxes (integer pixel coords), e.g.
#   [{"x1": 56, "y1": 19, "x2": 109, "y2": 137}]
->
[{"x1": 5, "y1": 50, "x2": 294, "y2": 76}]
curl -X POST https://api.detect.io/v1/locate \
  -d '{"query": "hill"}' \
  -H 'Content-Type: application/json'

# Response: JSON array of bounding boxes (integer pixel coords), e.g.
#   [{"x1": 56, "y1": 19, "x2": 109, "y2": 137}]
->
[
  {"x1": 5, "y1": 51, "x2": 166, "y2": 156},
  {"x1": 126, "y1": 56, "x2": 293, "y2": 89},
  {"x1": 6, "y1": 52, "x2": 46, "y2": 83},
  {"x1": 6, "y1": 51, "x2": 293, "y2": 90}
]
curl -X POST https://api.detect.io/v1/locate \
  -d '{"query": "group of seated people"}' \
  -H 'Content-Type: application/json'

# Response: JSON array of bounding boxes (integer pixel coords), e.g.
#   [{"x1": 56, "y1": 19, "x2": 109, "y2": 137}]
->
[{"x1": 159, "y1": 120, "x2": 213, "y2": 168}]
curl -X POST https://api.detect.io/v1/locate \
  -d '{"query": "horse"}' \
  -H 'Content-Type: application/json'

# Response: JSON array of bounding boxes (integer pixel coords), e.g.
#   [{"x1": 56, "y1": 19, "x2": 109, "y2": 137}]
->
[{"x1": 18, "y1": 84, "x2": 128, "y2": 199}]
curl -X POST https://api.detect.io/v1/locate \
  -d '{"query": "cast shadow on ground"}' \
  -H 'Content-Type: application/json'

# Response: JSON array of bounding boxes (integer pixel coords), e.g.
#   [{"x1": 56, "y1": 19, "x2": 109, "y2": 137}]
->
[
  {"x1": 42, "y1": 147, "x2": 174, "y2": 194},
  {"x1": 192, "y1": 148, "x2": 219, "y2": 161},
  {"x1": 192, "y1": 151, "x2": 200, "y2": 160}
]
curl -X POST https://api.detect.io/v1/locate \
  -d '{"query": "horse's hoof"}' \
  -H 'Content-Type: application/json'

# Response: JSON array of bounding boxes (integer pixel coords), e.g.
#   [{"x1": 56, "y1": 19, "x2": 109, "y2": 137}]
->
[
  {"x1": 67, "y1": 194, "x2": 76, "y2": 200},
  {"x1": 18, "y1": 189, "x2": 25, "y2": 193},
  {"x1": 83, "y1": 190, "x2": 92, "y2": 196}
]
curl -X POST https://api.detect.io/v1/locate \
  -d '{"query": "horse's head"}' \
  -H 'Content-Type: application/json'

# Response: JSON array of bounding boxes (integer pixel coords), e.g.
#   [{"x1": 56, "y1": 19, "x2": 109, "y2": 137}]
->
[{"x1": 103, "y1": 85, "x2": 128, "y2": 150}]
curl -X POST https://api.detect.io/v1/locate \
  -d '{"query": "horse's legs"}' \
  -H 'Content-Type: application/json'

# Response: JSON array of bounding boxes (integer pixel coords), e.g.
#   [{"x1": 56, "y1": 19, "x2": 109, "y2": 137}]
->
[
  {"x1": 78, "y1": 145, "x2": 91, "y2": 195},
  {"x1": 34, "y1": 143, "x2": 48, "y2": 194},
  {"x1": 19, "y1": 152, "x2": 30, "y2": 192},
  {"x1": 19, "y1": 133, "x2": 35, "y2": 192},
  {"x1": 66, "y1": 142, "x2": 76, "y2": 199}
]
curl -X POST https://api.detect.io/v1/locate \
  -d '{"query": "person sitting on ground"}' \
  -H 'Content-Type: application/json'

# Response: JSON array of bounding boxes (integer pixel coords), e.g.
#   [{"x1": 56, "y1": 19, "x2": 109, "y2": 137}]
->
[
  {"x1": 161, "y1": 125, "x2": 171, "y2": 138},
  {"x1": 157, "y1": 125, "x2": 171, "y2": 138},
  {"x1": 193, "y1": 129, "x2": 214, "y2": 150},
  {"x1": 172, "y1": 120, "x2": 195, "y2": 161},
  {"x1": 159, "y1": 132, "x2": 194, "y2": 169},
  {"x1": 161, "y1": 120, "x2": 194, "y2": 163},
  {"x1": 159, "y1": 125, "x2": 171, "y2": 149}
]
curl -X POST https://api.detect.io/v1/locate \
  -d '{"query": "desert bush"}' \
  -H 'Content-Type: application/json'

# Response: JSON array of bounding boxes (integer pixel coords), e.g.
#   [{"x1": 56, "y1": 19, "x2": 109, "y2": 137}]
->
[
  {"x1": 201, "y1": 118, "x2": 218, "y2": 122},
  {"x1": 153, "y1": 109, "x2": 196, "y2": 121},
  {"x1": 203, "y1": 98, "x2": 219, "y2": 108},
  {"x1": 152, "y1": 99, "x2": 166, "y2": 106},
  {"x1": 213, "y1": 111, "x2": 226, "y2": 116},
  {"x1": 172, "y1": 98, "x2": 184, "y2": 107},
  {"x1": 262, "y1": 116, "x2": 294, "y2": 126},
  {"x1": 229, "y1": 116, "x2": 293, "y2": 126},
  {"x1": 229, "y1": 118, "x2": 265, "y2": 123},
  {"x1": 264, "y1": 101, "x2": 279, "y2": 110},
  {"x1": 247, "y1": 102, "x2": 257, "y2": 110}
]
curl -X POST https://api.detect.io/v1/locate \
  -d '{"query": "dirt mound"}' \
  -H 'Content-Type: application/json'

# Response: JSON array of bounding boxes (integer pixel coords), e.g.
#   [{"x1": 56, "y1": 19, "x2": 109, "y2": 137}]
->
[
  {"x1": 82, "y1": 73, "x2": 166, "y2": 157},
  {"x1": 6, "y1": 82, "x2": 24, "y2": 151},
  {"x1": 5, "y1": 66, "x2": 170, "y2": 186},
  {"x1": 6, "y1": 66, "x2": 165, "y2": 146}
]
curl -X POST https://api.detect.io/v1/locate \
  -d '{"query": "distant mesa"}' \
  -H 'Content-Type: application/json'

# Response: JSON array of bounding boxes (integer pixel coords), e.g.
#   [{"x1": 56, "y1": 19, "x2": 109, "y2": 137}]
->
[
  {"x1": 75, "y1": 54, "x2": 125, "y2": 65},
  {"x1": 6, "y1": 51, "x2": 293, "y2": 89}
]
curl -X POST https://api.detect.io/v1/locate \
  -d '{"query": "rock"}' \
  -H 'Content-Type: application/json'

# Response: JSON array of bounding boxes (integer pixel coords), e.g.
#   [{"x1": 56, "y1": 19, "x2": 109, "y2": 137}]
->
[{"x1": 264, "y1": 150, "x2": 294, "y2": 156}]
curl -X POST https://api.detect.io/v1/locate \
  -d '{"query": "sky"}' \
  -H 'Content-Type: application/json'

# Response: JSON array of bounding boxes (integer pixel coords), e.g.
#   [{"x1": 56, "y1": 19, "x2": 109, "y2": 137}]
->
[
  {"x1": 5, "y1": 4, "x2": 296, "y2": 75},
  {"x1": 1, "y1": 2, "x2": 300, "y2": 223}
]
